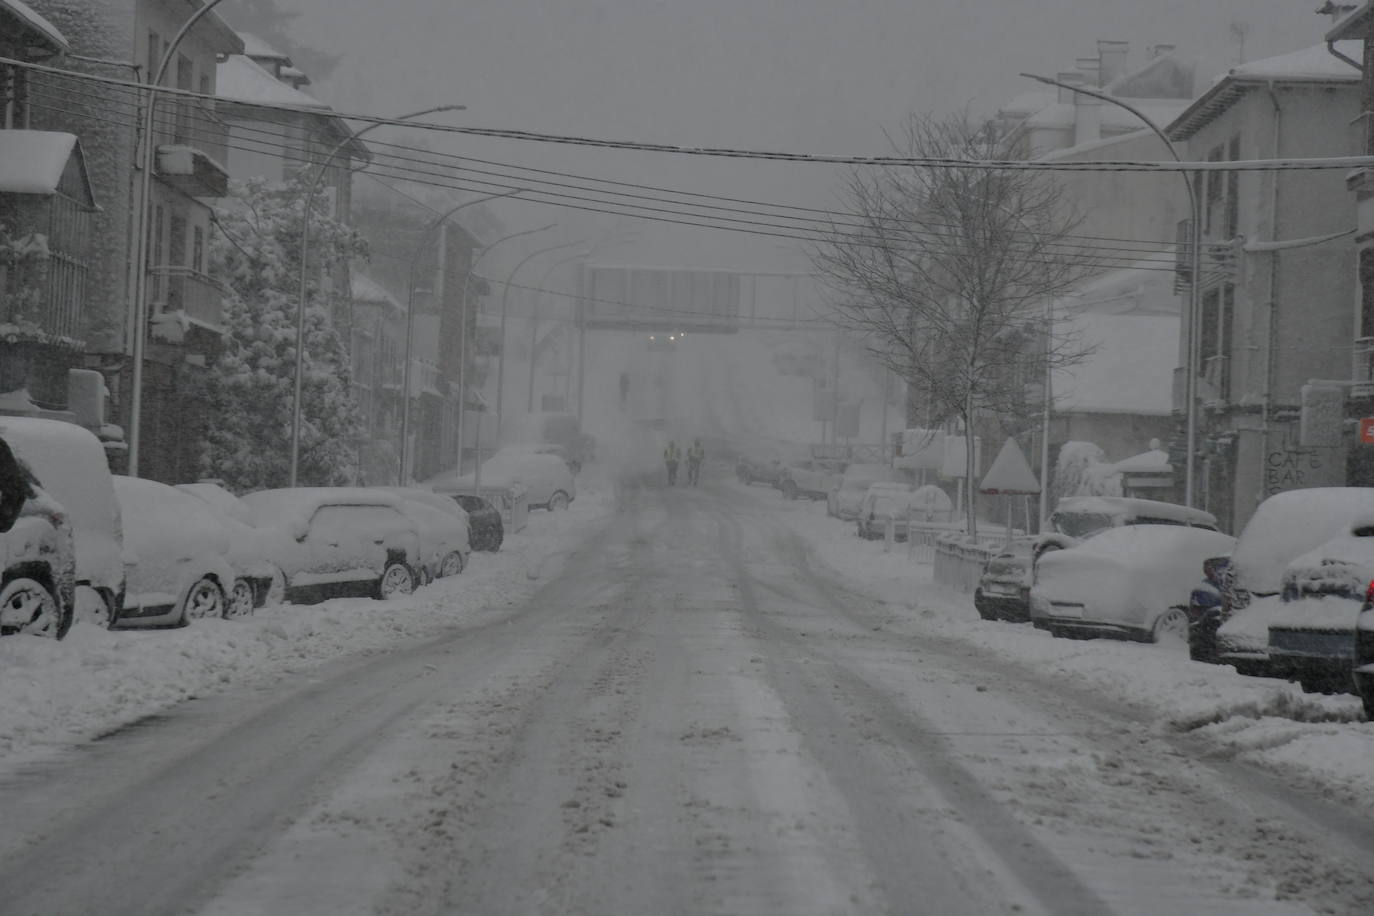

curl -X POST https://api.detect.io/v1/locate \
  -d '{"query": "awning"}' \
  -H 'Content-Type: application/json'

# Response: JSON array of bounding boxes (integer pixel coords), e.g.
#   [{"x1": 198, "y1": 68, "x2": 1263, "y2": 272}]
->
[{"x1": 0, "y1": 0, "x2": 69, "y2": 54}]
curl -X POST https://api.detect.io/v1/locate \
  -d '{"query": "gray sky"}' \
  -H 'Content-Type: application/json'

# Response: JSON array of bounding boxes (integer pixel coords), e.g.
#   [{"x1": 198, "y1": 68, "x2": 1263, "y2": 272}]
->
[{"x1": 281, "y1": 0, "x2": 1326, "y2": 271}]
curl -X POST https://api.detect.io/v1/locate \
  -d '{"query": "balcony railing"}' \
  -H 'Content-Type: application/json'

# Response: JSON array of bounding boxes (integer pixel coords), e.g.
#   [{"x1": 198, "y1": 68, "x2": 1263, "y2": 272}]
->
[
  {"x1": 148, "y1": 266, "x2": 225, "y2": 336},
  {"x1": 153, "y1": 97, "x2": 229, "y2": 198}
]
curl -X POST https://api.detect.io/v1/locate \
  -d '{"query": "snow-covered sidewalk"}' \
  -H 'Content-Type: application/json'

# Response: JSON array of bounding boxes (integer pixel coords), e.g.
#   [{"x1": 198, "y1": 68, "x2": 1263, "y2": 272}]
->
[
  {"x1": 0, "y1": 484, "x2": 615, "y2": 769},
  {"x1": 756, "y1": 487, "x2": 1374, "y2": 812}
]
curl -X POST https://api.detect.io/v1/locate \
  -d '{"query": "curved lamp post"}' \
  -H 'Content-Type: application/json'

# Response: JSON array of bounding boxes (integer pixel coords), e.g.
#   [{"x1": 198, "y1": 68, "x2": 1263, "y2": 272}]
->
[
  {"x1": 288, "y1": 103, "x2": 464, "y2": 487},
  {"x1": 493, "y1": 240, "x2": 584, "y2": 437},
  {"x1": 453, "y1": 224, "x2": 557, "y2": 490},
  {"x1": 526, "y1": 250, "x2": 589, "y2": 413},
  {"x1": 397, "y1": 189, "x2": 524, "y2": 484},
  {"x1": 127, "y1": 0, "x2": 231, "y2": 476},
  {"x1": 1021, "y1": 73, "x2": 1203, "y2": 509}
]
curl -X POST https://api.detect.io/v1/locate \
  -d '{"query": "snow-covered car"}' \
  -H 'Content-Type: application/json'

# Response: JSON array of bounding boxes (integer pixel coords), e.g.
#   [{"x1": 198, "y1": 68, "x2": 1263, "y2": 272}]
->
[
  {"x1": 176, "y1": 482, "x2": 284, "y2": 614},
  {"x1": 736, "y1": 450, "x2": 786, "y2": 487},
  {"x1": 376, "y1": 488, "x2": 470, "y2": 582},
  {"x1": 112, "y1": 477, "x2": 238, "y2": 627},
  {"x1": 1034, "y1": 496, "x2": 1218, "y2": 562},
  {"x1": 449, "y1": 493, "x2": 503, "y2": 552},
  {"x1": 974, "y1": 536, "x2": 1037, "y2": 622},
  {"x1": 1211, "y1": 488, "x2": 1374, "y2": 677},
  {"x1": 0, "y1": 435, "x2": 74, "y2": 640},
  {"x1": 1029, "y1": 525, "x2": 1236, "y2": 644},
  {"x1": 828, "y1": 464, "x2": 909, "y2": 520},
  {"x1": 501, "y1": 411, "x2": 594, "y2": 471},
  {"x1": 855, "y1": 483, "x2": 919, "y2": 540},
  {"x1": 774, "y1": 458, "x2": 847, "y2": 500},
  {"x1": 430, "y1": 448, "x2": 574, "y2": 511},
  {"x1": 0, "y1": 417, "x2": 123, "y2": 625},
  {"x1": 239, "y1": 488, "x2": 423, "y2": 604},
  {"x1": 1262, "y1": 522, "x2": 1374, "y2": 694}
]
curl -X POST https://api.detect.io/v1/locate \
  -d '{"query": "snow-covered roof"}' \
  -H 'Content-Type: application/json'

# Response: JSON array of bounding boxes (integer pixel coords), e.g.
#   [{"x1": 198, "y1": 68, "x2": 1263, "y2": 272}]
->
[
  {"x1": 1067, "y1": 260, "x2": 1180, "y2": 317},
  {"x1": 0, "y1": 0, "x2": 67, "y2": 53},
  {"x1": 351, "y1": 272, "x2": 403, "y2": 311},
  {"x1": 237, "y1": 31, "x2": 290, "y2": 64},
  {"x1": 0, "y1": 130, "x2": 78, "y2": 195},
  {"x1": 216, "y1": 55, "x2": 326, "y2": 109},
  {"x1": 1111, "y1": 448, "x2": 1170, "y2": 474},
  {"x1": 1024, "y1": 99, "x2": 1191, "y2": 133},
  {"x1": 1169, "y1": 43, "x2": 1361, "y2": 140},
  {"x1": 1328, "y1": 2, "x2": 1374, "y2": 41}
]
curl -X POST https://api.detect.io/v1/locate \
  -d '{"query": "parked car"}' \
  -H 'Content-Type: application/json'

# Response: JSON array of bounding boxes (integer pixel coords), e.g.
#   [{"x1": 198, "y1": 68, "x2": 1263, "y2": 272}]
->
[
  {"x1": 239, "y1": 488, "x2": 423, "y2": 603},
  {"x1": 1262, "y1": 522, "x2": 1374, "y2": 694},
  {"x1": 1030, "y1": 525, "x2": 1236, "y2": 643},
  {"x1": 1035, "y1": 496, "x2": 1217, "y2": 562},
  {"x1": 1353, "y1": 582, "x2": 1374, "y2": 717},
  {"x1": 431, "y1": 447, "x2": 574, "y2": 511},
  {"x1": 0, "y1": 417, "x2": 123, "y2": 625},
  {"x1": 736, "y1": 450, "x2": 788, "y2": 487},
  {"x1": 376, "y1": 488, "x2": 471, "y2": 582},
  {"x1": 0, "y1": 435, "x2": 74, "y2": 639},
  {"x1": 502, "y1": 411, "x2": 594, "y2": 471},
  {"x1": 774, "y1": 458, "x2": 847, "y2": 500},
  {"x1": 856, "y1": 483, "x2": 921, "y2": 540},
  {"x1": 829, "y1": 464, "x2": 909, "y2": 520},
  {"x1": 1208, "y1": 488, "x2": 1374, "y2": 677},
  {"x1": 176, "y1": 482, "x2": 283, "y2": 614},
  {"x1": 448, "y1": 493, "x2": 503, "y2": 552},
  {"x1": 112, "y1": 477, "x2": 238, "y2": 627},
  {"x1": 974, "y1": 536, "x2": 1037, "y2": 622}
]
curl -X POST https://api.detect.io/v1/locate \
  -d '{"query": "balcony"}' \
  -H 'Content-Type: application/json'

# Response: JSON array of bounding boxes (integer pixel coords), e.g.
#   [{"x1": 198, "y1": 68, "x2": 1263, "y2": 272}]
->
[
  {"x1": 154, "y1": 99, "x2": 230, "y2": 198},
  {"x1": 1354, "y1": 337, "x2": 1374, "y2": 399},
  {"x1": 148, "y1": 266, "x2": 225, "y2": 340}
]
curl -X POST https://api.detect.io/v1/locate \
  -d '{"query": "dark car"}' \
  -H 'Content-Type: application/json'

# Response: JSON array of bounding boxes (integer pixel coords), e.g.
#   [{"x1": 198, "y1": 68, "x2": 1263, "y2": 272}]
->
[
  {"x1": 737, "y1": 453, "x2": 786, "y2": 486},
  {"x1": 974, "y1": 538, "x2": 1035, "y2": 622},
  {"x1": 1354, "y1": 581, "x2": 1374, "y2": 718},
  {"x1": 450, "y1": 494, "x2": 504, "y2": 552}
]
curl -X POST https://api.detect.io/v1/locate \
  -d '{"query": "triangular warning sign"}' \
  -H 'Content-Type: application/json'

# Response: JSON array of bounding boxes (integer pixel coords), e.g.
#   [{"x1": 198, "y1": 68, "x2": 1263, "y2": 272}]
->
[{"x1": 979, "y1": 438, "x2": 1041, "y2": 495}]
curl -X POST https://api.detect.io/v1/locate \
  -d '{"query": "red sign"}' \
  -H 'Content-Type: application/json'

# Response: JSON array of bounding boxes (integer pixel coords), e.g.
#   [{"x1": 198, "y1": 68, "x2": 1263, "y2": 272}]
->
[{"x1": 1361, "y1": 418, "x2": 1374, "y2": 445}]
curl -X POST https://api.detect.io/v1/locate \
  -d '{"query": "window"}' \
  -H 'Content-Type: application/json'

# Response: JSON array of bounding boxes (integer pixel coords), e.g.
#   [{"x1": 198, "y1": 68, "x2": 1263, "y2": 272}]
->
[
  {"x1": 168, "y1": 213, "x2": 187, "y2": 267},
  {"x1": 1199, "y1": 283, "x2": 1235, "y2": 399},
  {"x1": 1361, "y1": 248, "x2": 1374, "y2": 339},
  {"x1": 1225, "y1": 136, "x2": 1241, "y2": 238},
  {"x1": 175, "y1": 56, "x2": 194, "y2": 143},
  {"x1": 146, "y1": 31, "x2": 160, "y2": 82},
  {"x1": 192, "y1": 226, "x2": 204, "y2": 273}
]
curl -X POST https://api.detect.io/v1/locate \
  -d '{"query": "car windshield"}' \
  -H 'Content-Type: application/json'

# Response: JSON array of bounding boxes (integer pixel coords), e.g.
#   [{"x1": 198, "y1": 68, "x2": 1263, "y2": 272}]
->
[{"x1": 1052, "y1": 511, "x2": 1115, "y2": 539}]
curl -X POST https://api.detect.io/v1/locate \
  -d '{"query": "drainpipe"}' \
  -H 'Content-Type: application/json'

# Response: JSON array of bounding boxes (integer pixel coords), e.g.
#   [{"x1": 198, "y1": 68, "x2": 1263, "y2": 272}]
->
[
  {"x1": 1327, "y1": 40, "x2": 1363, "y2": 73},
  {"x1": 1260, "y1": 83, "x2": 1283, "y2": 508}
]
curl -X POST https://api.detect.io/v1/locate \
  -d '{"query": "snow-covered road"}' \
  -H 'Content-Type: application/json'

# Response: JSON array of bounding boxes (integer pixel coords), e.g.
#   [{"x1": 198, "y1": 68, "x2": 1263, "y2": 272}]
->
[{"x1": 2, "y1": 477, "x2": 1374, "y2": 914}]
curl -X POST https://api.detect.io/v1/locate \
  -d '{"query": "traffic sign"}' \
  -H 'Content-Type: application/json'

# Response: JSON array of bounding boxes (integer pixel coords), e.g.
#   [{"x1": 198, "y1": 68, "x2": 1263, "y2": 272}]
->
[{"x1": 1360, "y1": 418, "x2": 1374, "y2": 445}]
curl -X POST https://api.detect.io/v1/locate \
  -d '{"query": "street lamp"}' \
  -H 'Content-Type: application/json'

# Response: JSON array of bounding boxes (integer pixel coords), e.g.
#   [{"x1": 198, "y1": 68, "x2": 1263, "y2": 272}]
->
[
  {"x1": 288, "y1": 103, "x2": 464, "y2": 487},
  {"x1": 526, "y1": 250, "x2": 590, "y2": 413},
  {"x1": 127, "y1": 0, "x2": 231, "y2": 477},
  {"x1": 398, "y1": 189, "x2": 524, "y2": 484},
  {"x1": 454, "y1": 224, "x2": 557, "y2": 488},
  {"x1": 1021, "y1": 73, "x2": 1204, "y2": 508}
]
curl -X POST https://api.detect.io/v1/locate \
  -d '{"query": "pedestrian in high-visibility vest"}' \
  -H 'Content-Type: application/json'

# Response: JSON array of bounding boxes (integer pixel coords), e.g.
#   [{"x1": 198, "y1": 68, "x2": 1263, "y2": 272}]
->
[{"x1": 686, "y1": 439, "x2": 705, "y2": 486}]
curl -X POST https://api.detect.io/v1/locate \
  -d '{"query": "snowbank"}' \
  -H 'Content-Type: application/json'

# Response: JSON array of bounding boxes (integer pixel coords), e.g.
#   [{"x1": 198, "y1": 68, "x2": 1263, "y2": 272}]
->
[
  {"x1": 763, "y1": 492, "x2": 1374, "y2": 811},
  {"x1": 0, "y1": 483, "x2": 614, "y2": 769}
]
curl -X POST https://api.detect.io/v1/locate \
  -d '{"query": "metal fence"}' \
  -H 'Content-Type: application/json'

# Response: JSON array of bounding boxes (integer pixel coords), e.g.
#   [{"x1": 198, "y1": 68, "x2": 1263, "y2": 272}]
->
[{"x1": 933, "y1": 532, "x2": 1017, "y2": 593}]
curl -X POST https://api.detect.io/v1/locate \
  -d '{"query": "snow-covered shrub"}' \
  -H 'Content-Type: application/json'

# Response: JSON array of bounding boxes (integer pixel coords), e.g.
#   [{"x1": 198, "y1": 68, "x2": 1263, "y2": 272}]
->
[{"x1": 1053, "y1": 441, "x2": 1122, "y2": 501}]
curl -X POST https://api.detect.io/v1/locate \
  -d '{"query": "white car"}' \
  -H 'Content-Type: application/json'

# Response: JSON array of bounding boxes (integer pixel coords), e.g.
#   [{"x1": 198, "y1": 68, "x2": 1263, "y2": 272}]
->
[
  {"x1": 377, "y1": 488, "x2": 471, "y2": 582},
  {"x1": 1030, "y1": 525, "x2": 1237, "y2": 644},
  {"x1": 0, "y1": 417, "x2": 123, "y2": 625},
  {"x1": 112, "y1": 477, "x2": 238, "y2": 627},
  {"x1": 431, "y1": 447, "x2": 575, "y2": 511},
  {"x1": 240, "y1": 488, "x2": 423, "y2": 604},
  {"x1": 177, "y1": 482, "x2": 285, "y2": 615},
  {"x1": 828, "y1": 464, "x2": 909, "y2": 520}
]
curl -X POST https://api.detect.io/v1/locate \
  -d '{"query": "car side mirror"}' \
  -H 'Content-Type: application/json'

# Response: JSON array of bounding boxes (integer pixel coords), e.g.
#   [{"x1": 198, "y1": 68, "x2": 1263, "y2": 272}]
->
[{"x1": 290, "y1": 519, "x2": 308, "y2": 542}]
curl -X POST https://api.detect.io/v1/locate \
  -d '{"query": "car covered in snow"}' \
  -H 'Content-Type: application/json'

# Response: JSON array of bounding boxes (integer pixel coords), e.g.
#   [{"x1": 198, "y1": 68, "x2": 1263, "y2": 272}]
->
[
  {"x1": 448, "y1": 493, "x2": 503, "y2": 552},
  {"x1": 239, "y1": 488, "x2": 423, "y2": 603},
  {"x1": 974, "y1": 536, "x2": 1037, "y2": 622},
  {"x1": 828, "y1": 464, "x2": 910, "y2": 520},
  {"x1": 176, "y1": 482, "x2": 284, "y2": 615},
  {"x1": 431, "y1": 447, "x2": 575, "y2": 512},
  {"x1": 854, "y1": 483, "x2": 946, "y2": 540},
  {"x1": 1208, "y1": 488, "x2": 1374, "y2": 677},
  {"x1": 0, "y1": 417, "x2": 123, "y2": 626},
  {"x1": 1262, "y1": 522, "x2": 1374, "y2": 694},
  {"x1": 1029, "y1": 525, "x2": 1236, "y2": 644},
  {"x1": 774, "y1": 458, "x2": 847, "y2": 500},
  {"x1": 376, "y1": 487, "x2": 471, "y2": 582},
  {"x1": 112, "y1": 477, "x2": 239, "y2": 627},
  {"x1": 0, "y1": 435, "x2": 74, "y2": 640},
  {"x1": 501, "y1": 411, "x2": 594, "y2": 472},
  {"x1": 1034, "y1": 496, "x2": 1218, "y2": 562},
  {"x1": 736, "y1": 449, "x2": 788, "y2": 487}
]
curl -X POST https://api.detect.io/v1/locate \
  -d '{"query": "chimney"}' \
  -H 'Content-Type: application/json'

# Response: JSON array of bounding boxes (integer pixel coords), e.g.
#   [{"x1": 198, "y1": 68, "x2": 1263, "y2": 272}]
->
[
  {"x1": 1076, "y1": 57, "x2": 1102, "y2": 87},
  {"x1": 1055, "y1": 70, "x2": 1086, "y2": 104},
  {"x1": 1097, "y1": 40, "x2": 1130, "y2": 87},
  {"x1": 1149, "y1": 43, "x2": 1177, "y2": 59},
  {"x1": 1073, "y1": 84, "x2": 1101, "y2": 147}
]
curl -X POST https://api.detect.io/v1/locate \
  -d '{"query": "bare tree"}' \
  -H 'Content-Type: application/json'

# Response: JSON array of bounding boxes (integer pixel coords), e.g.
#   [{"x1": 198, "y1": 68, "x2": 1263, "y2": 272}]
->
[{"x1": 812, "y1": 112, "x2": 1096, "y2": 535}]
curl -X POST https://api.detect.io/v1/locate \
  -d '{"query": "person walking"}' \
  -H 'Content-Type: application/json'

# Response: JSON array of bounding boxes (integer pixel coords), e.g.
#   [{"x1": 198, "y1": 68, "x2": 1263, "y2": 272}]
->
[
  {"x1": 686, "y1": 439, "x2": 705, "y2": 486},
  {"x1": 663, "y1": 440, "x2": 681, "y2": 485}
]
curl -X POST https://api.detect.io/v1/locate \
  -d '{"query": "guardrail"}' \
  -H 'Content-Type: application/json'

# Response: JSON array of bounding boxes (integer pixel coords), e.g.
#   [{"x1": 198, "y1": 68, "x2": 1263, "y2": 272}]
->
[{"x1": 933, "y1": 531, "x2": 1019, "y2": 593}]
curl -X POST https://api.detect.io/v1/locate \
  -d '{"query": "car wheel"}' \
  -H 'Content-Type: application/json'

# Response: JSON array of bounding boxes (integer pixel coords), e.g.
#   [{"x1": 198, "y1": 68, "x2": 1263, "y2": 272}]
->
[
  {"x1": 439, "y1": 550, "x2": 466, "y2": 578},
  {"x1": 973, "y1": 590, "x2": 998, "y2": 621},
  {"x1": 0, "y1": 577, "x2": 68, "y2": 639},
  {"x1": 182, "y1": 577, "x2": 226, "y2": 623},
  {"x1": 227, "y1": 578, "x2": 256, "y2": 619},
  {"x1": 1152, "y1": 608, "x2": 1189, "y2": 647},
  {"x1": 378, "y1": 562, "x2": 416, "y2": 599},
  {"x1": 548, "y1": 491, "x2": 571, "y2": 511}
]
